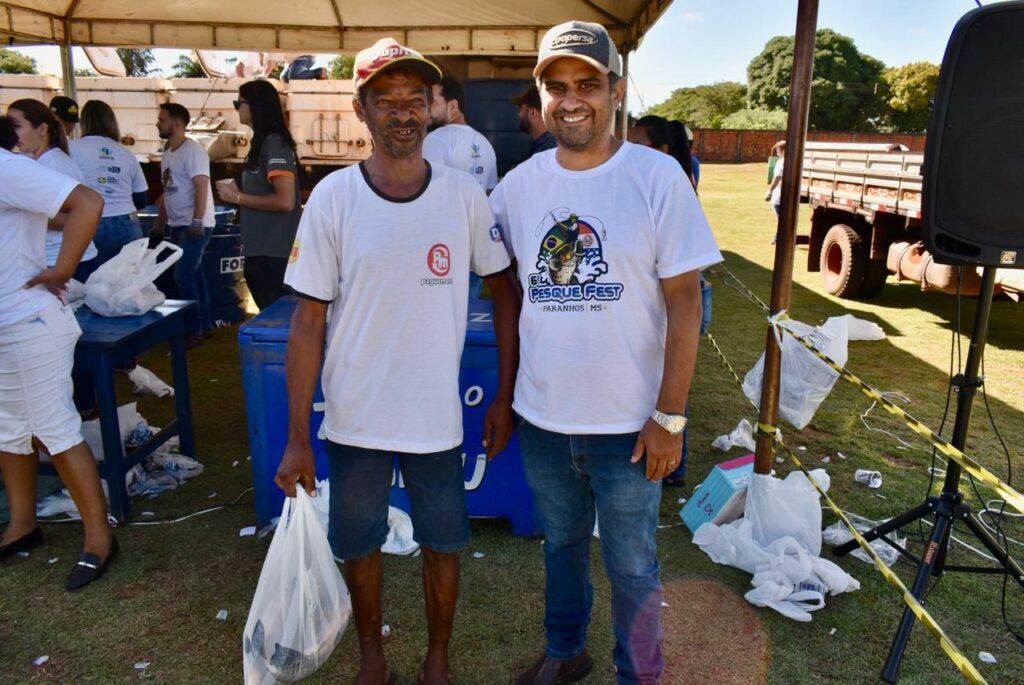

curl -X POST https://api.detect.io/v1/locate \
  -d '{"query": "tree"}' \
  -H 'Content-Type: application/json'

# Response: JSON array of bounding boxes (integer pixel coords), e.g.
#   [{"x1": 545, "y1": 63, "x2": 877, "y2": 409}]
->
[
  {"x1": 644, "y1": 81, "x2": 746, "y2": 128},
  {"x1": 74, "y1": 67, "x2": 98, "y2": 77},
  {"x1": 328, "y1": 54, "x2": 354, "y2": 80},
  {"x1": 747, "y1": 29, "x2": 887, "y2": 130},
  {"x1": 882, "y1": 61, "x2": 939, "y2": 132},
  {"x1": 0, "y1": 48, "x2": 38, "y2": 74},
  {"x1": 171, "y1": 53, "x2": 206, "y2": 78},
  {"x1": 720, "y1": 108, "x2": 789, "y2": 130},
  {"x1": 116, "y1": 48, "x2": 157, "y2": 77}
]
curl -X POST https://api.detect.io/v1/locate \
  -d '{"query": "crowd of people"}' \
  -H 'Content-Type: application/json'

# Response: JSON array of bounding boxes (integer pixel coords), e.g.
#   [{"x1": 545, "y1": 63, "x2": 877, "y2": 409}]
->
[{"x1": 2, "y1": 23, "x2": 717, "y2": 683}]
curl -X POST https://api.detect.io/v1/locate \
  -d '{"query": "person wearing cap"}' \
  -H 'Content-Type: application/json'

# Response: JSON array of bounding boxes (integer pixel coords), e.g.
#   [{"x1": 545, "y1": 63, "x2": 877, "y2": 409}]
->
[
  {"x1": 274, "y1": 38, "x2": 519, "y2": 685},
  {"x1": 489, "y1": 20, "x2": 721, "y2": 685},
  {"x1": 510, "y1": 84, "x2": 557, "y2": 158},
  {"x1": 50, "y1": 96, "x2": 79, "y2": 137},
  {"x1": 422, "y1": 75, "x2": 499, "y2": 192}
]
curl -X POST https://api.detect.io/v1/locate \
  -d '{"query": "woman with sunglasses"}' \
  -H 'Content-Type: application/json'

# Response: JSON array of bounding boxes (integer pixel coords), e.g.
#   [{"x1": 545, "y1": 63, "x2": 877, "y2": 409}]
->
[
  {"x1": 215, "y1": 80, "x2": 301, "y2": 310},
  {"x1": 6, "y1": 99, "x2": 100, "y2": 277}
]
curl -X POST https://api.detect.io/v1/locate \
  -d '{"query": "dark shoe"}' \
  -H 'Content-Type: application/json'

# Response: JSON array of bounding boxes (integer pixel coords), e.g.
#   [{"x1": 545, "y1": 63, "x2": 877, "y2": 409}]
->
[
  {"x1": 65, "y1": 537, "x2": 119, "y2": 591},
  {"x1": 515, "y1": 651, "x2": 592, "y2": 685},
  {"x1": 0, "y1": 527, "x2": 44, "y2": 559}
]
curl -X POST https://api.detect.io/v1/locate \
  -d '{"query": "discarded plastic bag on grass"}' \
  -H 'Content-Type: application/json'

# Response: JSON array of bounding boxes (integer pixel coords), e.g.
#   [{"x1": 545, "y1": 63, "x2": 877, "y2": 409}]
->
[
  {"x1": 831, "y1": 314, "x2": 885, "y2": 341},
  {"x1": 711, "y1": 418, "x2": 756, "y2": 452},
  {"x1": 742, "y1": 316, "x2": 849, "y2": 430},
  {"x1": 746, "y1": 470, "x2": 829, "y2": 556},
  {"x1": 84, "y1": 238, "x2": 182, "y2": 317},
  {"x1": 692, "y1": 468, "x2": 859, "y2": 621},
  {"x1": 244, "y1": 488, "x2": 350, "y2": 684},
  {"x1": 822, "y1": 519, "x2": 904, "y2": 567},
  {"x1": 128, "y1": 364, "x2": 174, "y2": 397}
]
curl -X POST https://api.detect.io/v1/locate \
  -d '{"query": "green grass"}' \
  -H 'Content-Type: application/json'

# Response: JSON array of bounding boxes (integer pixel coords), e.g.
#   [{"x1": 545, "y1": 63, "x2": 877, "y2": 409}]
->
[{"x1": 1, "y1": 163, "x2": 1021, "y2": 684}]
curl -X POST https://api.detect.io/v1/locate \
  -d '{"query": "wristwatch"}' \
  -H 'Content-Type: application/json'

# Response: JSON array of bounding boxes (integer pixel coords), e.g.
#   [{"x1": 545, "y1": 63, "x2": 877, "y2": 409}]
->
[{"x1": 651, "y1": 410, "x2": 687, "y2": 434}]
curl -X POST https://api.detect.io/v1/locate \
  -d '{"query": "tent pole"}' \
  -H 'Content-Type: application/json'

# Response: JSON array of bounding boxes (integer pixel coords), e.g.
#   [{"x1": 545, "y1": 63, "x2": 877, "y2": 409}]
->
[
  {"x1": 753, "y1": 0, "x2": 818, "y2": 475},
  {"x1": 620, "y1": 47, "x2": 629, "y2": 139},
  {"x1": 59, "y1": 44, "x2": 77, "y2": 102}
]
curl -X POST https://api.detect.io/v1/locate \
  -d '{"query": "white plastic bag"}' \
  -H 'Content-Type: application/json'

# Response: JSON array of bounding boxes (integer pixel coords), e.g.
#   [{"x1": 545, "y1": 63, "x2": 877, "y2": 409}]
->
[
  {"x1": 243, "y1": 489, "x2": 351, "y2": 685},
  {"x1": 742, "y1": 316, "x2": 849, "y2": 429},
  {"x1": 84, "y1": 238, "x2": 182, "y2": 317},
  {"x1": 745, "y1": 470, "x2": 829, "y2": 556}
]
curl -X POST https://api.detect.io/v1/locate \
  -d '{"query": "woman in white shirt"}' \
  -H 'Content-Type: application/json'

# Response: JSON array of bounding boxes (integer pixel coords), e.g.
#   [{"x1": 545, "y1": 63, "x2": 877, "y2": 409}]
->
[
  {"x1": 7, "y1": 99, "x2": 99, "y2": 275},
  {"x1": 0, "y1": 122, "x2": 117, "y2": 590},
  {"x1": 69, "y1": 100, "x2": 149, "y2": 281}
]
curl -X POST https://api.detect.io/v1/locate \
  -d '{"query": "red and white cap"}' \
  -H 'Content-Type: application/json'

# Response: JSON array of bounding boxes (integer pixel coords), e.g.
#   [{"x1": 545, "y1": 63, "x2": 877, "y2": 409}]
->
[{"x1": 353, "y1": 38, "x2": 442, "y2": 92}]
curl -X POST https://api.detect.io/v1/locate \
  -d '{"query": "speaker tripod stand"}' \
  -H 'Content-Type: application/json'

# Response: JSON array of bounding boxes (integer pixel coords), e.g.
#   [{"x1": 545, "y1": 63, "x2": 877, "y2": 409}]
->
[{"x1": 833, "y1": 267, "x2": 1024, "y2": 682}]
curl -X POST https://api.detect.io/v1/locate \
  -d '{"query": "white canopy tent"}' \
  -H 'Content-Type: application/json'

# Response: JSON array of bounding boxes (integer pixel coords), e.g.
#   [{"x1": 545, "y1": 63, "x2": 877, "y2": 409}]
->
[{"x1": 0, "y1": 1, "x2": 670, "y2": 55}]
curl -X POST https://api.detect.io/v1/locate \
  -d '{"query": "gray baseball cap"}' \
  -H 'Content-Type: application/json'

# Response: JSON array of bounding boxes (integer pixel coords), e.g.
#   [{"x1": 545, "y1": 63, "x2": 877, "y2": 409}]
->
[{"x1": 534, "y1": 21, "x2": 622, "y2": 78}]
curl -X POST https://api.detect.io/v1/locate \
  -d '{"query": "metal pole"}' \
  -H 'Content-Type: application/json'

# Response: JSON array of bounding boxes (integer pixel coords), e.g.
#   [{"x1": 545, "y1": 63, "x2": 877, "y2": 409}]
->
[
  {"x1": 753, "y1": 0, "x2": 819, "y2": 474},
  {"x1": 620, "y1": 47, "x2": 630, "y2": 139},
  {"x1": 59, "y1": 44, "x2": 77, "y2": 102}
]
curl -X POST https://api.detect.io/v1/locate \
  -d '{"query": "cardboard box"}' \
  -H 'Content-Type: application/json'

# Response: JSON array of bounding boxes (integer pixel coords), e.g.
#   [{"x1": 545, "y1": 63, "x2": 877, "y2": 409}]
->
[{"x1": 680, "y1": 453, "x2": 755, "y2": 533}]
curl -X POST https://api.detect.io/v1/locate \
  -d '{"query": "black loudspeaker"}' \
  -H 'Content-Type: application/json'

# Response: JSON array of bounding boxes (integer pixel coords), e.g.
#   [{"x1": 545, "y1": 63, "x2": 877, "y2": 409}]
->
[{"x1": 922, "y1": 0, "x2": 1024, "y2": 267}]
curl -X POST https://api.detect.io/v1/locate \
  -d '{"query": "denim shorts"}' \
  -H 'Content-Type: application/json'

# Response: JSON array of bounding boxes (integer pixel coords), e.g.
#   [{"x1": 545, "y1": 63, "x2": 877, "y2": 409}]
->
[{"x1": 325, "y1": 440, "x2": 469, "y2": 560}]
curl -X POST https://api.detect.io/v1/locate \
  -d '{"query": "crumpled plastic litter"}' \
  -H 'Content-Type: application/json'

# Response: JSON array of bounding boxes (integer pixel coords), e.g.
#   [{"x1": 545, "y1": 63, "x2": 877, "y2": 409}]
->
[
  {"x1": 822, "y1": 519, "x2": 904, "y2": 567},
  {"x1": 126, "y1": 453, "x2": 204, "y2": 498},
  {"x1": 128, "y1": 364, "x2": 175, "y2": 397},
  {"x1": 692, "y1": 469, "x2": 859, "y2": 621},
  {"x1": 854, "y1": 469, "x2": 883, "y2": 488},
  {"x1": 712, "y1": 418, "x2": 757, "y2": 452},
  {"x1": 978, "y1": 651, "x2": 997, "y2": 664},
  {"x1": 833, "y1": 314, "x2": 886, "y2": 341}
]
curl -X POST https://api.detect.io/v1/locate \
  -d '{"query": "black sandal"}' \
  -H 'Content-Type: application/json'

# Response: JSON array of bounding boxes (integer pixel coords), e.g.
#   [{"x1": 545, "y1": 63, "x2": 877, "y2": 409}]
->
[{"x1": 65, "y1": 537, "x2": 119, "y2": 591}]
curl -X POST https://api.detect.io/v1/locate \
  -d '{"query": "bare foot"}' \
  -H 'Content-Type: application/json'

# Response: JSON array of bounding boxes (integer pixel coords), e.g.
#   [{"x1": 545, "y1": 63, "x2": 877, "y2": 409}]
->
[
  {"x1": 420, "y1": 646, "x2": 450, "y2": 685},
  {"x1": 353, "y1": 654, "x2": 390, "y2": 685}
]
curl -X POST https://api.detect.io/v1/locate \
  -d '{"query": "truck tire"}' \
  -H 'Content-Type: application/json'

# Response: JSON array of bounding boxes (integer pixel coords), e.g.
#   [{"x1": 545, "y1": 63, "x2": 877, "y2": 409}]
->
[
  {"x1": 820, "y1": 224, "x2": 866, "y2": 298},
  {"x1": 858, "y1": 259, "x2": 890, "y2": 298}
]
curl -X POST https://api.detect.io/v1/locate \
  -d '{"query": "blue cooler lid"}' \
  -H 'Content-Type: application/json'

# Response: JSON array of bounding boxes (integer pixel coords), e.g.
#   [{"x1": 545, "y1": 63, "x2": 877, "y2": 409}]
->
[{"x1": 239, "y1": 294, "x2": 497, "y2": 347}]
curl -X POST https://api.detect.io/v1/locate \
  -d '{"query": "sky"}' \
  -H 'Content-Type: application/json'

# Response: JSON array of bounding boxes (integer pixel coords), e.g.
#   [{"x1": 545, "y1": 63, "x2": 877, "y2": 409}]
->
[{"x1": 8, "y1": 0, "x2": 1000, "y2": 113}]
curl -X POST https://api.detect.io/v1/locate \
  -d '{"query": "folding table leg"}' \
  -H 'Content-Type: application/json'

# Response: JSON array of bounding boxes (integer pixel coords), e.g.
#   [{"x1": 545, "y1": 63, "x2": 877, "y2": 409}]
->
[{"x1": 91, "y1": 353, "x2": 129, "y2": 522}]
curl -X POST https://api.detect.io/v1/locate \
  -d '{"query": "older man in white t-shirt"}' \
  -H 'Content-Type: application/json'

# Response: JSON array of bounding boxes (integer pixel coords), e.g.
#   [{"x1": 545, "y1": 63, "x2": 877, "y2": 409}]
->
[
  {"x1": 274, "y1": 39, "x2": 520, "y2": 685},
  {"x1": 422, "y1": 75, "x2": 499, "y2": 192},
  {"x1": 490, "y1": 21, "x2": 722, "y2": 685}
]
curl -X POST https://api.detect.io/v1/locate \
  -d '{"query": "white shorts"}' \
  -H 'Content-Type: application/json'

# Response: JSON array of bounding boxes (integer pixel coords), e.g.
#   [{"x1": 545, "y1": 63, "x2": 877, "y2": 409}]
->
[{"x1": 0, "y1": 299, "x2": 84, "y2": 455}]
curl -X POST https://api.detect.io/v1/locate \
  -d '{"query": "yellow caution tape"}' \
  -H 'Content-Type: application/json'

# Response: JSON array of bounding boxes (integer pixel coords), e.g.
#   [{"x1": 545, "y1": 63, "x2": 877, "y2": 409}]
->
[
  {"x1": 706, "y1": 267, "x2": 1024, "y2": 516},
  {"x1": 703, "y1": 329, "x2": 988, "y2": 684}
]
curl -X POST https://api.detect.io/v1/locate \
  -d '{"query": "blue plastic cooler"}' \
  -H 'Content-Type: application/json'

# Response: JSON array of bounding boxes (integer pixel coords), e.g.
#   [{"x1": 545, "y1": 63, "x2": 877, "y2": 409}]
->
[{"x1": 237, "y1": 294, "x2": 540, "y2": 534}]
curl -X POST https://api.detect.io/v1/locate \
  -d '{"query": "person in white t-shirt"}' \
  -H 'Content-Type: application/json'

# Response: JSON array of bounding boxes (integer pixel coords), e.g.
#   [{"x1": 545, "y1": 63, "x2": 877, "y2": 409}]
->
[
  {"x1": 274, "y1": 38, "x2": 519, "y2": 685},
  {"x1": 422, "y1": 75, "x2": 499, "y2": 192},
  {"x1": 7, "y1": 99, "x2": 99, "y2": 272},
  {"x1": 0, "y1": 137, "x2": 119, "y2": 591},
  {"x1": 490, "y1": 22, "x2": 722, "y2": 685},
  {"x1": 151, "y1": 102, "x2": 216, "y2": 344},
  {"x1": 765, "y1": 140, "x2": 786, "y2": 244},
  {"x1": 69, "y1": 100, "x2": 149, "y2": 281}
]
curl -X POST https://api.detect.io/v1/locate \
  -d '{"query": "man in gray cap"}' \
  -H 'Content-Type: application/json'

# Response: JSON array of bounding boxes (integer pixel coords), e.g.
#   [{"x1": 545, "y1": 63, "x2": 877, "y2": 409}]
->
[{"x1": 490, "y1": 20, "x2": 721, "y2": 685}]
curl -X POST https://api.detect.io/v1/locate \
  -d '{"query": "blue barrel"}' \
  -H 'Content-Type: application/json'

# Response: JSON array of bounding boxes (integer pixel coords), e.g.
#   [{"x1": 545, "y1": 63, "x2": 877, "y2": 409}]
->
[{"x1": 238, "y1": 295, "x2": 541, "y2": 534}]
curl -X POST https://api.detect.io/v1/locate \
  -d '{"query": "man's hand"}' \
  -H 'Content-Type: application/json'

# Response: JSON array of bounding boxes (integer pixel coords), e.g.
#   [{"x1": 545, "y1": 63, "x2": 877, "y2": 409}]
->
[
  {"x1": 482, "y1": 398, "x2": 513, "y2": 459},
  {"x1": 274, "y1": 441, "x2": 317, "y2": 497},
  {"x1": 630, "y1": 417, "x2": 683, "y2": 481},
  {"x1": 186, "y1": 219, "x2": 205, "y2": 241},
  {"x1": 24, "y1": 267, "x2": 71, "y2": 296},
  {"x1": 764, "y1": 190, "x2": 772, "y2": 202}
]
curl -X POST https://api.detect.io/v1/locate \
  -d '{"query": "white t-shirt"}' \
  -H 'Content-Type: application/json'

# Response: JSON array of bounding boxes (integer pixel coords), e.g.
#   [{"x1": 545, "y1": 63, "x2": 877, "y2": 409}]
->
[
  {"x1": 284, "y1": 162, "x2": 510, "y2": 453},
  {"x1": 490, "y1": 143, "x2": 722, "y2": 434},
  {"x1": 37, "y1": 148, "x2": 98, "y2": 267},
  {"x1": 771, "y1": 157, "x2": 785, "y2": 206},
  {"x1": 69, "y1": 136, "x2": 148, "y2": 217},
  {"x1": 422, "y1": 124, "x2": 499, "y2": 191},
  {"x1": 160, "y1": 138, "x2": 215, "y2": 228},
  {"x1": 0, "y1": 149, "x2": 79, "y2": 326}
]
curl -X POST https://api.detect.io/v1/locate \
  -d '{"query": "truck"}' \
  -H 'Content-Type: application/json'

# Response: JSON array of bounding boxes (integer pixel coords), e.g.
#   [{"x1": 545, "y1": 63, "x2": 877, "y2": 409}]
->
[{"x1": 799, "y1": 142, "x2": 1023, "y2": 300}]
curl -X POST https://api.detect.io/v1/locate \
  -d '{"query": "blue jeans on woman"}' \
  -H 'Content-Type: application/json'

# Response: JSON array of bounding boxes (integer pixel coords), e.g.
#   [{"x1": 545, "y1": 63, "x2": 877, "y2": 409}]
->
[
  {"x1": 169, "y1": 225, "x2": 213, "y2": 336},
  {"x1": 518, "y1": 418, "x2": 664, "y2": 685},
  {"x1": 74, "y1": 213, "x2": 143, "y2": 282}
]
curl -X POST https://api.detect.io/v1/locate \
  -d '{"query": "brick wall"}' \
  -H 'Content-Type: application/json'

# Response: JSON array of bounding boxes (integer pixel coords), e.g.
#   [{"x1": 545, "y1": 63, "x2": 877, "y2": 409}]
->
[{"x1": 692, "y1": 129, "x2": 927, "y2": 162}]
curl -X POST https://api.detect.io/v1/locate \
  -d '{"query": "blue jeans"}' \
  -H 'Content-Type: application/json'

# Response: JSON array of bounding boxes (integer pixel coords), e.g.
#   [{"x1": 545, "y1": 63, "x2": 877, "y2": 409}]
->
[
  {"x1": 75, "y1": 213, "x2": 143, "y2": 282},
  {"x1": 169, "y1": 225, "x2": 213, "y2": 335},
  {"x1": 518, "y1": 418, "x2": 664, "y2": 685}
]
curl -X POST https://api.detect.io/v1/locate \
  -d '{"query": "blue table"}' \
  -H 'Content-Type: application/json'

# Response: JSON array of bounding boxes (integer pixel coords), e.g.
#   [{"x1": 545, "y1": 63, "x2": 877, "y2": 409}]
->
[{"x1": 44, "y1": 301, "x2": 197, "y2": 521}]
